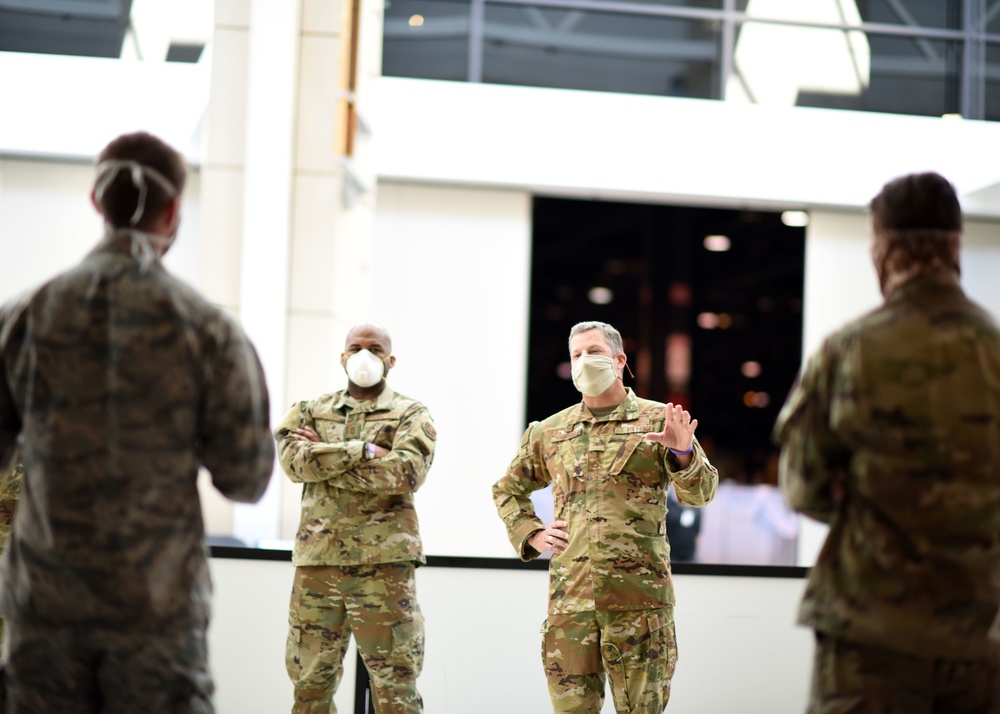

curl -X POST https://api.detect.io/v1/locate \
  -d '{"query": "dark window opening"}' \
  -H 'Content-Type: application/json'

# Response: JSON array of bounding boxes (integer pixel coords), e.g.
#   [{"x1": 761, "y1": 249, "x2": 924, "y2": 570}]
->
[{"x1": 526, "y1": 196, "x2": 806, "y2": 488}]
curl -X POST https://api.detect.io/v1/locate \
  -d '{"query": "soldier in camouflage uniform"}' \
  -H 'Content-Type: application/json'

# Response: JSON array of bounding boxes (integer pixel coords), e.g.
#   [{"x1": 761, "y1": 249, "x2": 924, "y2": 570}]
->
[
  {"x1": 774, "y1": 172, "x2": 1000, "y2": 714},
  {"x1": 493, "y1": 321, "x2": 718, "y2": 714},
  {"x1": 0, "y1": 131, "x2": 275, "y2": 713},
  {"x1": 275, "y1": 324, "x2": 435, "y2": 714}
]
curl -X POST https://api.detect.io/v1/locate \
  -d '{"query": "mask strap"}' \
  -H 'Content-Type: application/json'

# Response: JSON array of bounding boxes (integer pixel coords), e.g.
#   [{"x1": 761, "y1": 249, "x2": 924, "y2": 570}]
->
[
  {"x1": 94, "y1": 159, "x2": 177, "y2": 226},
  {"x1": 104, "y1": 223, "x2": 174, "y2": 274},
  {"x1": 623, "y1": 361, "x2": 635, "y2": 380}
]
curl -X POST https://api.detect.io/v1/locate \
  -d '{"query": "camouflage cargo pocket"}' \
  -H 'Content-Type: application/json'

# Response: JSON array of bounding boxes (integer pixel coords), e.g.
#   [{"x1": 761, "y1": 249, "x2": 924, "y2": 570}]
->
[
  {"x1": 539, "y1": 619, "x2": 550, "y2": 667},
  {"x1": 645, "y1": 607, "x2": 677, "y2": 684},
  {"x1": 391, "y1": 613, "x2": 423, "y2": 649},
  {"x1": 285, "y1": 610, "x2": 304, "y2": 680},
  {"x1": 389, "y1": 612, "x2": 425, "y2": 679}
]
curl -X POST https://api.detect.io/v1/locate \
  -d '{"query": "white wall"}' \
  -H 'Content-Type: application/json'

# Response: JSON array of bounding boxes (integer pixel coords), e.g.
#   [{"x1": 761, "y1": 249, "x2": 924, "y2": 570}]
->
[
  {"x1": 208, "y1": 556, "x2": 812, "y2": 714},
  {"x1": 366, "y1": 182, "x2": 533, "y2": 558}
]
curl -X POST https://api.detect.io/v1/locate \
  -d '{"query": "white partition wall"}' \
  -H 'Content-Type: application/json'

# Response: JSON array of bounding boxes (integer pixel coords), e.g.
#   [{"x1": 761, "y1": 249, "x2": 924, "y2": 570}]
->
[{"x1": 208, "y1": 556, "x2": 811, "y2": 714}]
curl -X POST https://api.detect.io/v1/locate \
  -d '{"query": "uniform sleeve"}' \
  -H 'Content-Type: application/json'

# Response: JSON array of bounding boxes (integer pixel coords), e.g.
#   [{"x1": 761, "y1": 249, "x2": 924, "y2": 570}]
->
[
  {"x1": 323, "y1": 402, "x2": 436, "y2": 495},
  {"x1": 492, "y1": 422, "x2": 550, "y2": 561},
  {"x1": 773, "y1": 341, "x2": 851, "y2": 523},
  {"x1": 668, "y1": 438, "x2": 719, "y2": 507},
  {"x1": 273, "y1": 401, "x2": 366, "y2": 483},
  {"x1": 199, "y1": 324, "x2": 275, "y2": 503},
  {"x1": 0, "y1": 459, "x2": 22, "y2": 551}
]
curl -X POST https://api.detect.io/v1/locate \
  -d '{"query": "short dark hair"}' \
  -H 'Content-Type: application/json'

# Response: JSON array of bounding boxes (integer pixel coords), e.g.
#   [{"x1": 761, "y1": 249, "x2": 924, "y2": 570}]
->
[
  {"x1": 869, "y1": 172, "x2": 962, "y2": 234},
  {"x1": 94, "y1": 132, "x2": 186, "y2": 230}
]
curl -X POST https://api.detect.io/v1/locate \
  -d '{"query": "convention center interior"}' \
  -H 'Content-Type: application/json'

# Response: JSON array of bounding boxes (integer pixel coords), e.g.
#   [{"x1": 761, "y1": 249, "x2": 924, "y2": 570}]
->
[{"x1": 2, "y1": 0, "x2": 1000, "y2": 712}]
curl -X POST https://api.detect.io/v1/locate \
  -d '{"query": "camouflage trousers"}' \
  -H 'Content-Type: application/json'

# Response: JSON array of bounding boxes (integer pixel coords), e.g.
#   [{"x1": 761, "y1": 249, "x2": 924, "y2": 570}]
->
[
  {"x1": 808, "y1": 632, "x2": 1000, "y2": 714},
  {"x1": 286, "y1": 563, "x2": 424, "y2": 714},
  {"x1": 0, "y1": 619, "x2": 213, "y2": 713},
  {"x1": 541, "y1": 607, "x2": 677, "y2": 714}
]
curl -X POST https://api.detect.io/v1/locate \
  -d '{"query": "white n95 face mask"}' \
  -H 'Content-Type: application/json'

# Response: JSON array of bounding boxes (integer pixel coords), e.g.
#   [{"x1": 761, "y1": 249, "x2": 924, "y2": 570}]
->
[
  {"x1": 571, "y1": 354, "x2": 618, "y2": 397},
  {"x1": 345, "y1": 350, "x2": 387, "y2": 388}
]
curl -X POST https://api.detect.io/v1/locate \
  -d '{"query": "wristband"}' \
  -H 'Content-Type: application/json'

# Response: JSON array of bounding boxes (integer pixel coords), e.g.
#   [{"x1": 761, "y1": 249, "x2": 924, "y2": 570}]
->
[
  {"x1": 669, "y1": 445, "x2": 694, "y2": 456},
  {"x1": 365, "y1": 442, "x2": 377, "y2": 459}
]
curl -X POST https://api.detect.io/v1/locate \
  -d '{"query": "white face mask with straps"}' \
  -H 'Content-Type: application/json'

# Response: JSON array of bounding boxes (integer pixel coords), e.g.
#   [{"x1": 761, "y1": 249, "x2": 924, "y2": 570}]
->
[
  {"x1": 345, "y1": 349, "x2": 389, "y2": 388},
  {"x1": 94, "y1": 159, "x2": 179, "y2": 272}
]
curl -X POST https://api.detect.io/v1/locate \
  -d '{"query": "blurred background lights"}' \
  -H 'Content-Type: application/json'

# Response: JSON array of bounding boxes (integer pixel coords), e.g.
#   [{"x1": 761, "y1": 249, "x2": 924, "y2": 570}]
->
[
  {"x1": 556, "y1": 362, "x2": 572, "y2": 380},
  {"x1": 741, "y1": 360, "x2": 762, "y2": 378},
  {"x1": 743, "y1": 391, "x2": 771, "y2": 408},
  {"x1": 781, "y1": 210, "x2": 809, "y2": 227},
  {"x1": 703, "y1": 235, "x2": 731, "y2": 252},
  {"x1": 588, "y1": 287, "x2": 614, "y2": 305},
  {"x1": 697, "y1": 312, "x2": 719, "y2": 329},
  {"x1": 697, "y1": 312, "x2": 733, "y2": 330},
  {"x1": 408, "y1": 14, "x2": 425, "y2": 27}
]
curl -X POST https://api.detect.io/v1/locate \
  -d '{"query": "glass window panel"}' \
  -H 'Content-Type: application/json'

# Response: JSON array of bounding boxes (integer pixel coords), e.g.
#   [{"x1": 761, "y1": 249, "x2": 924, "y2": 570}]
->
[
  {"x1": 738, "y1": 0, "x2": 963, "y2": 31},
  {"x1": 855, "y1": 0, "x2": 962, "y2": 30},
  {"x1": 600, "y1": 0, "x2": 721, "y2": 6},
  {"x1": 731, "y1": 22, "x2": 960, "y2": 117},
  {"x1": 481, "y1": 7, "x2": 721, "y2": 98},
  {"x1": 0, "y1": 0, "x2": 213, "y2": 63},
  {"x1": 382, "y1": 0, "x2": 472, "y2": 82},
  {"x1": 989, "y1": 4, "x2": 1000, "y2": 35},
  {"x1": 729, "y1": 20, "x2": 872, "y2": 108},
  {"x1": 987, "y1": 42, "x2": 1000, "y2": 122},
  {"x1": 861, "y1": 33, "x2": 961, "y2": 116}
]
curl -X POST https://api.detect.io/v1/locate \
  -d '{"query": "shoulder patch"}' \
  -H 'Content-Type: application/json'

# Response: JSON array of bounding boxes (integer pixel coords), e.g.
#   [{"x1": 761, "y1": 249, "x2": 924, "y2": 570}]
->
[{"x1": 422, "y1": 422, "x2": 437, "y2": 441}]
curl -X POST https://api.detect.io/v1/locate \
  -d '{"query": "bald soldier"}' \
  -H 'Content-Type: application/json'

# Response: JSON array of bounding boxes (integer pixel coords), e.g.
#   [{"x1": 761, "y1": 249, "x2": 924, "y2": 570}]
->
[
  {"x1": 775, "y1": 172, "x2": 1000, "y2": 713},
  {"x1": 493, "y1": 320, "x2": 719, "y2": 714},
  {"x1": 275, "y1": 324, "x2": 436, "y2": 714},
  {"x1": 0, "y1": 131, "x2": 274, "y2": 713}
]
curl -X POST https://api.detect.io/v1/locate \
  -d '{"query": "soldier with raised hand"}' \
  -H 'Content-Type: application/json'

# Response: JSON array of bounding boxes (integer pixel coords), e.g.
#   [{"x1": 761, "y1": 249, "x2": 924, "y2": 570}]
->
[
  {"x1": 775, "y1": 172, "x2": 1000, "y2": 713},
  {"x1": 0, "y1": 131, "x2": 275, "y2": 713},
  {"x1": 493, "y1": 321, "x2": 719, "y2": 714},
  {"x1": 275, "y1": 323, "x2": 435, "y2": 714}
]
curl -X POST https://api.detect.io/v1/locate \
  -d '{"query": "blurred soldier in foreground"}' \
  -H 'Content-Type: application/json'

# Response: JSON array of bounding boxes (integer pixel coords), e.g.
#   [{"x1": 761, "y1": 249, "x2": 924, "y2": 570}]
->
[
  {"x1": 775, "y1": 172, "x2": 1000, "y2": 714},
  {"x1": 0, "y1": 131, "x2": 274, "y2": 713},
  {"x1": 493, "y1": 321, "x2": 718, "y2": 713},
  {"x1": 275, "y1": 324, "x2": 435, "y2": 714}
]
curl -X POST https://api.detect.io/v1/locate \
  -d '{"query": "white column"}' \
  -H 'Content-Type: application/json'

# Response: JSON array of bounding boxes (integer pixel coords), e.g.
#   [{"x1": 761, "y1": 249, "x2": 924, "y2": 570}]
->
[
  {"x1": 231, "y1": 0, "x2": 302, "y2": 545},
  {"x1": 277, "y1": 0, "x2": 383, "y2": 540}
]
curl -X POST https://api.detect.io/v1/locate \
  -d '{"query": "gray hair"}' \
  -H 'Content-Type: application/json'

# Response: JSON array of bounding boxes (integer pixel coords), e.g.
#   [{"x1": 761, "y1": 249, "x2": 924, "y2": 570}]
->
[{"x1": 568, "y1": 321, "x2": 624, "y2": 355}]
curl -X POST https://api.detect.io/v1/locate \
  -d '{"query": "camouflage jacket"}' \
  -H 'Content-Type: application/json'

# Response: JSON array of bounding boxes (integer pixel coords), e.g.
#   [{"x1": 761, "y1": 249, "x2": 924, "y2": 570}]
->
[
  {"x1": 0, "y1": 461, "x2": 21, "y2": 554},
  {"x1": 0, "y1": 232, "x2": 274, "y2": 631},
  {"x1": 775, "y1": 273, "x2": 1000, "y2": 658},
  {"x1": 493, "y1": 389, "x2": 718, "y2": 614},
  {"x1": 275, "y1": 387, "x2": 435, "y2": 567}
]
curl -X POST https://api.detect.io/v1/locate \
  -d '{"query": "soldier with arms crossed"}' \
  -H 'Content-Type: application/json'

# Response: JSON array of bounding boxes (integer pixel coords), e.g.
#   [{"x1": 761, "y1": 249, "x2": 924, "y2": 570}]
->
[
  {"x1": 493, "y1": 321, "x2": 719, "y2": 714},
  {"x1": 775, "y1": 172, "x2": 1000, "y2": 714},
  {"x1": 275, "y1": 324, "x2": 435, "y2": 714}
]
